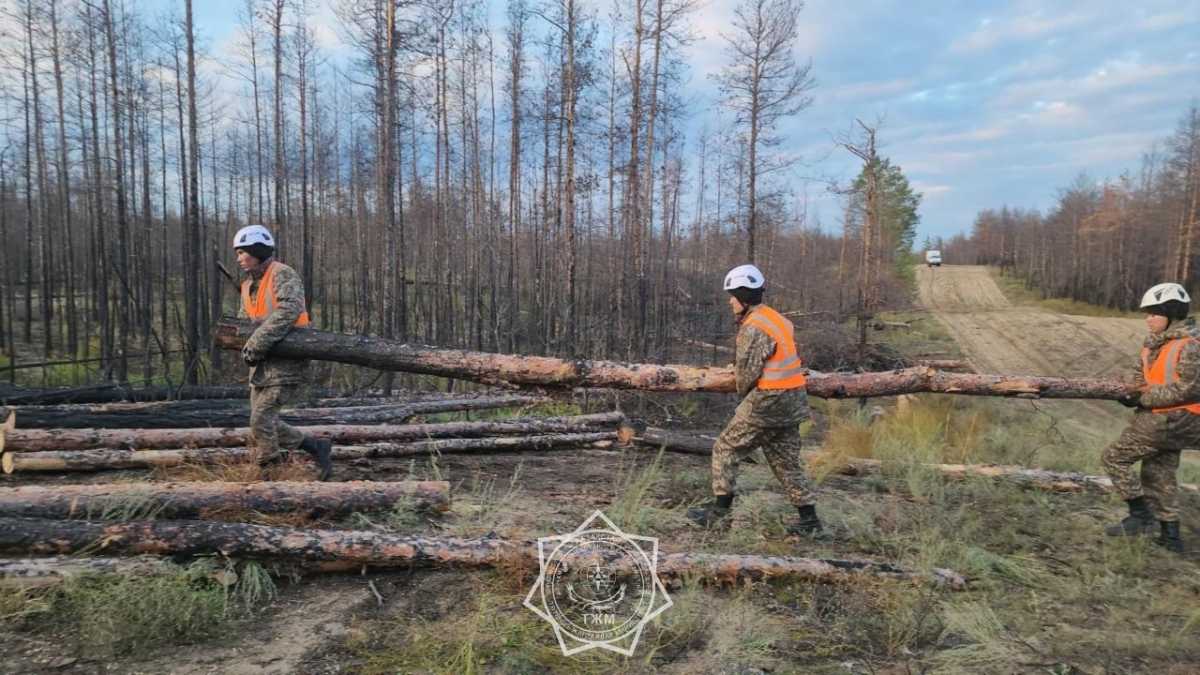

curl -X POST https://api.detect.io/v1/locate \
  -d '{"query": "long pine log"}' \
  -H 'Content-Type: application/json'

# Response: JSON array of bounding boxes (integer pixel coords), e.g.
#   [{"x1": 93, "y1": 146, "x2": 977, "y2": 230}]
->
[
  {"x1": 0, "y1": 517, "x2": 966, "y2": 589},
  {"x1": 214, "y1": 319, "x2": 1135, "y2": 400},
  {"x1": 1, "y1": 431, "x2": 619, "y2": 473},
  {"x1": 0, "y1": 412, "x2": 624, "y2": 453},
  {"x1": 0, "y1": 480, "x2": 450, "y2": 519}
]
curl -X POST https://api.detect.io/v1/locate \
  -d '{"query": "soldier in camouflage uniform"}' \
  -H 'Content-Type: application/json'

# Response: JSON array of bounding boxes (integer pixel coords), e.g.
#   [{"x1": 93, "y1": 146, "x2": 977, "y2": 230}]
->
[
  {"x1": 234, "y1": 225, "x2": 334, "y2": 480},
  {"x1": 1102, "y1": 282, "x2": 1195, "y2": 553},
  {"x1": 687, "y1": 264, "x2": 821, "y2": 535}
]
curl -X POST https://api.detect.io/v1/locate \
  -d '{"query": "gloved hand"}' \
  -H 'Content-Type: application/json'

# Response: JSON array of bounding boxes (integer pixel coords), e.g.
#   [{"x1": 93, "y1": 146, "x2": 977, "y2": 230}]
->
[{"x1": 242, "y1": 344, "x2": 265, "y2": 366}]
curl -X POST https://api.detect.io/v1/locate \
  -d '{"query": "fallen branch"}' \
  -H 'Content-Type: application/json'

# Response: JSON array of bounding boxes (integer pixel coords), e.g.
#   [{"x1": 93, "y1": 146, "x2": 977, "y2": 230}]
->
[
  {"x1": 2, "y1": 432, "x2": 618, "y2": 473},
  {"x1": 0, "y1": 518, "x2": 966, "y2": 589},
  {"x1": 214, "y1": 320, "x2": 1135, "y2": 400},
  {"x1": 0, "y1": 412, "x2": 625, "y2": 453},
  {"x1": 0, "y1": 480, "x2": 450, "y2": 519}
]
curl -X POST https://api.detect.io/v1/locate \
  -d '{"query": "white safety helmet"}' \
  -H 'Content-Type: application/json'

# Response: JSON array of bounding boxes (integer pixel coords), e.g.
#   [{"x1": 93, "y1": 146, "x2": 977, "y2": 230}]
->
[
  {"x1": 1140, "y1": 282, "x2": 1190, "y2": 309},
  {"x1": 723, "y1": 264, "x2": 765, "y2": 291},
  {"x1": 233, "y1": 224, "x2": 276, "y2": 250}
]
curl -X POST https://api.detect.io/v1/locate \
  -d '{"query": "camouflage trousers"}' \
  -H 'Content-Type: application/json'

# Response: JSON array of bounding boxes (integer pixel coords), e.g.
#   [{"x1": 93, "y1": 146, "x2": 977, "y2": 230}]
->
[
  {"x1": 1101, "y1": 410, "x2": 1200, "y2": 522},
  {"x1": 711, "y1": 412, "x2": 816, "y2": 508},
  {"x1": 249, "y1": 385, "x2": 306, "y2": 460}
]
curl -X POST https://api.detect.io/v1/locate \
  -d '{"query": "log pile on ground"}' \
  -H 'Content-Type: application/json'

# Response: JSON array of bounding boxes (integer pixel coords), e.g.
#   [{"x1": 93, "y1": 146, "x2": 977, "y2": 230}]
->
[
  {"x1": 2, "y1": 431, "x2": 620, "y2": 474},
  {"x1": 0, "y1": 517, "x2": 967, "y2": 590},
  {"x1": 215, "y1": 319, "x2": 1135, "y2": 400},
  {"x1": 7, "y1": 393, "x2": 547, "y2": 429},
  {"x1": 1, "y1": 411, "x2": 624, "y2": 473},
  {"x1": 0, "y1": 412, "x2": 625, "y2": 452}
]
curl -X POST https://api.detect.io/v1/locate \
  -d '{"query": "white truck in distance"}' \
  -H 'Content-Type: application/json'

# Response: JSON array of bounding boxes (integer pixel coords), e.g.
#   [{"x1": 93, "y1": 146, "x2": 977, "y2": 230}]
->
[{"x1": 925, "y1": 250, "x2": 942, "y2": 267}]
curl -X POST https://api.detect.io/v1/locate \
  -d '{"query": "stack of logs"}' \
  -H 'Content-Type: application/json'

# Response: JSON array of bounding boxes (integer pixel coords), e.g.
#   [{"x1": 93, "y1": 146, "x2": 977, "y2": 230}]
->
[{"x1": 0, "y1": 383, "x2": 969, "y2": 590}]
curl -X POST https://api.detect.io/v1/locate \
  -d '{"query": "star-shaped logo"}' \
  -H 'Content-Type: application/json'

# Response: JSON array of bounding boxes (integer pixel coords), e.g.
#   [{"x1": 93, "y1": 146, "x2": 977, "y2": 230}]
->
[{"x1": 523, "y1": 510, "x2": 673, "y2": 656}]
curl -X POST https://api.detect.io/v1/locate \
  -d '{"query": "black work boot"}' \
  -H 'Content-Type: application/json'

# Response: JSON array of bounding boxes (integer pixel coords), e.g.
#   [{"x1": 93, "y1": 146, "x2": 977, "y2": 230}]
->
[
  {"x1": 1104, "y1": 497, "x2": 1157, "y2": 537},
  {"x1": 687, "y1": 494, "x2": 734, "y2": 527},
  {"x1": 1155, "y1": 521, "x2": 1184, "y2": 553},
  {"x1": 299, "y1": 437, "x2": 334, "y2": 481},
  {"x1": 787, "y1": 504, "x2": 823, "y2": 535}
]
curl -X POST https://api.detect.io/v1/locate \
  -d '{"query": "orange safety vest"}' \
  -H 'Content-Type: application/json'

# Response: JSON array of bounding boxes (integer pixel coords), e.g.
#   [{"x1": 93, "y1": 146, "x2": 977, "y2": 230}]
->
[
  {"x1": 241, "y1": 261, "x2": 311, "y2": 327},
  {"x1": 1141, "y1": 337, "x2": 1200, "y2": 414},
  {"x1": 742, "y1": 305, "x2": 807, "y2": 390}
]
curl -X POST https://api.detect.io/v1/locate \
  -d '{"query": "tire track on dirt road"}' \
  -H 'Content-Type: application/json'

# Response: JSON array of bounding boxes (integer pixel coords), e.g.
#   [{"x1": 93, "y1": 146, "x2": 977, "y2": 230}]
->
[{"x1": 917, "y1": 265, "x2": 1144, "y2": 448}]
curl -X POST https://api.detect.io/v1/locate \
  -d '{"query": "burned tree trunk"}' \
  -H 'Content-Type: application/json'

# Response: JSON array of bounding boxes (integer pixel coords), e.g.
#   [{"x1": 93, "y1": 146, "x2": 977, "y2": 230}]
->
[
  {"x1": 0, "y1": 517, "x2": 965, "y2": 589},
  {"x1": 2, "y1": 432, "x2": 618, "y2": 473},
  {"x1": 1, "y1": 413, "x2": 624, "y2": 453},
  {"x1": 214, "y1": 320, "x2": 1134, "y2": 399},
  {"x1": 0, "y1": 480, "x2": 450, "y2": 519}
]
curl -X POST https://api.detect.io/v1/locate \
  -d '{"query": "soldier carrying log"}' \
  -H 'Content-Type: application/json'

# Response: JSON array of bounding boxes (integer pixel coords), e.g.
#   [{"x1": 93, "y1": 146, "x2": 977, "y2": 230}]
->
[
  {"x1": 686, "y1": 264, "x2": 823, "y2": 535},
  {"x1": 1102, "y1": 282, "x2": 1195, "y2": 553},
  {"x1": 233, "y1": 225, "x2": 334, "y2": 480}
]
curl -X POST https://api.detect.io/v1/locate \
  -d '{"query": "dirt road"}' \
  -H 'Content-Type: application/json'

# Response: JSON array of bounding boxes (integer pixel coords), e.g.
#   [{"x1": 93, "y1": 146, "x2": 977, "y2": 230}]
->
[
  {"x1": 916, "y1": 265, "x2": 1144, "y2": 379},
  {"x1": 916, "y1": 265, "x2": 1144, "y2": 446}
]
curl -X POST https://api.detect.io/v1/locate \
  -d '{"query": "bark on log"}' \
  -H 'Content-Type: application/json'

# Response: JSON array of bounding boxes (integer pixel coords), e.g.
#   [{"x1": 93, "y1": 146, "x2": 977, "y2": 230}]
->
[
  {"x1": 0, "y1": 556, "x2": 181, "y2": 589},
  {"x1": 0, "y1": 412, "x2": 625, "y2": 453},
  {"x1": 331, "y1": 431, "x2": 618, "y2": 460},
  {"x1": 214, "y1": 320, "x2": 1135, "y2": 400},
  {"x1": 0, "y1": 480, "x2": 450, "y2": 519},
  {"x1": 0, "y1": 517, "x2": 966, "y2": 589},
  {"x1": 1, "y1": 432, "x2": 619, "y2": 473},
  {"x1": 10, "y1": 395, "x2": 546, "y2": 429}
]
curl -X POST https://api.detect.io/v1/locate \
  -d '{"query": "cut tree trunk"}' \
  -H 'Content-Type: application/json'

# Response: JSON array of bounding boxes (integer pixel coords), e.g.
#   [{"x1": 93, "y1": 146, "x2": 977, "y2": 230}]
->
[
  {"x1": 0, "y1": 517, "x2": 966, "y2": 589},
  {"x1": 0, "y1": 556, "x2": 180, "y2": 589},
  {"x1": 215, "y1": 319, "x2": 735, "y2": 391},
  {"x1": 2, "y1": 432, "x2": 619, "y2": 473},
  {"x1": 214, "y1": 320, "x2": 1135, "y2": 400},
  {"x1": 0, "y1": 480, "x2": 449, "y2": 519},
  {"x1": 1, "y1": 409, "x2": 12, "y2": 433},
  {"x1": 9, "y1": 395, "x2": 546, "y2": 429},
  {"x1": 0, "y1": 412, "x2": 625, "y2": 452}
]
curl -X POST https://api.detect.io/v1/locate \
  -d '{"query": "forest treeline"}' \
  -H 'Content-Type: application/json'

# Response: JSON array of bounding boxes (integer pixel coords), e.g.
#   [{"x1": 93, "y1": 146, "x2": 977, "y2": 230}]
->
[
  {"x1": 0, "y1": 0, "x2": 916, "y2": 387},
  {"x1": 941, "y1": 104, "x2": 1200, "y2": 311}
]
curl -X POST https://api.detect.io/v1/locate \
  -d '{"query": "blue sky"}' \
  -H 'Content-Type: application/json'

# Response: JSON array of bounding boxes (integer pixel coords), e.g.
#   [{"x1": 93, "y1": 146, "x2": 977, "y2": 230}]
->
[{"x1": 191, "y1": 0, "x2": 1199, "y2": 243}]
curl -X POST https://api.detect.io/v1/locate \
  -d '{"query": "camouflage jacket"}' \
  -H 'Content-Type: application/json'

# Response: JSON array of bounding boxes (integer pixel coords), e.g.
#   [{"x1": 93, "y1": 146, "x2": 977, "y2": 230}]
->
[
  {"x1": 732, "y1": 305, "x2": 809, "y2": 428},
  {"x1": 1136, "y1": 317, "x2": 1200, "y2": 410},
  {"x1": 239, "y1": 259, "x2": 310, "y2": 387}
]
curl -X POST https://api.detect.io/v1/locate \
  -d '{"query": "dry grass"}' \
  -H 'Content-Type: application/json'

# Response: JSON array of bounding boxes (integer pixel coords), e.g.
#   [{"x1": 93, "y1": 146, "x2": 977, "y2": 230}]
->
[{"x1": 154, "y1": 453, "x2": 320, "y2": 483}]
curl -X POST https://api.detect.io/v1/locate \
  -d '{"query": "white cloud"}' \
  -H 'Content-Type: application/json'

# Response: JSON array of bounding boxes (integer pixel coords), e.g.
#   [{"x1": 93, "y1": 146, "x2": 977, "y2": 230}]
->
[{"x1": 950, "y1": 8, "x2": 1096, "y2": 53}]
